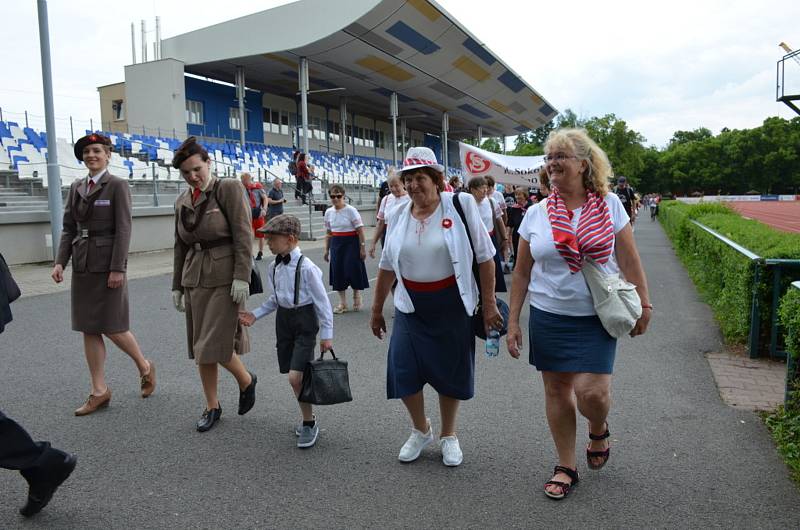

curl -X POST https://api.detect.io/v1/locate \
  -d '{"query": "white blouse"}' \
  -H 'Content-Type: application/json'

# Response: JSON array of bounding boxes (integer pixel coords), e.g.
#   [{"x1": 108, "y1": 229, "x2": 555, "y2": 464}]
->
[
  {"x1": 477, "y1": 197, "x2": 502, "y2": 233},
  {"x1": 324, "y1": 204, "x2": 364, "y2": 233},
  {"x1": 377, "y1": 193, "x2": 411, "y2": 222},
  {"x1": 398, "y1": 205, "x2": 455, "y2": 282}
]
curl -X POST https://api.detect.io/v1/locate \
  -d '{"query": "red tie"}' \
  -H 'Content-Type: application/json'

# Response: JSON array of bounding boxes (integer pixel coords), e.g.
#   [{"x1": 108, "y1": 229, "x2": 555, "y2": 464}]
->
[
  {"x1": 87, "y1": 179, "x2": 95, "y2": 193},
  {"x1": 192, "y1": 187, "x2": 201, "y2": 204}
]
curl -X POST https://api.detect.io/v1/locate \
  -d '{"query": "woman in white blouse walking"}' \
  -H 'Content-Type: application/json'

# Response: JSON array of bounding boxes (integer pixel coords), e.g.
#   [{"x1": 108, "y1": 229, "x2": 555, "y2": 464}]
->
[
  {"x1": 324, "y1": 184, "x2": 369, "y2": 313},
  {"x1": 370, "y1": 147, "x2": 502, "y2": 467}
]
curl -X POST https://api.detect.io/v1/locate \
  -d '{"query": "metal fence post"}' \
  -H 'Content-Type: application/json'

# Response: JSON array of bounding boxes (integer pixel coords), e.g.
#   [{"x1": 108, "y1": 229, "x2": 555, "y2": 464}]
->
[
  {"x1": 748, "y1": 262, "x2": 762, "y2": 358},
  {"x1": 151, "y1": 162, "x2": 159, "y2": 206}
]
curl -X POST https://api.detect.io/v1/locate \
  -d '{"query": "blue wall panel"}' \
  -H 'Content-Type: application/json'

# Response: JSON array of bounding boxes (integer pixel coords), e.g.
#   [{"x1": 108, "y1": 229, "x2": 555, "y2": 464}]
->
[{"x1": 184, "y1": 76, "x2": 263, "y2": 142}]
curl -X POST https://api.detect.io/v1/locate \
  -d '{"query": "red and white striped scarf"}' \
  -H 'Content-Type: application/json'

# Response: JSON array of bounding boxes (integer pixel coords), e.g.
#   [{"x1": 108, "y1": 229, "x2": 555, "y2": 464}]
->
[{"x1": 546, "y1": 188, "x2": 614, "y2": 273}]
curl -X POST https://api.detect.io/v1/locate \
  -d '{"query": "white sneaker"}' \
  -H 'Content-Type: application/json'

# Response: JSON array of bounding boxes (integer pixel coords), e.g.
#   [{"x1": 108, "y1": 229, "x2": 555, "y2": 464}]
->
[
  {"x1": 398, "y1": 420, "x2": 433, "y2": 462},
  {"x1": 440, "y1": 435, "x2": 463, "y2": 467}
]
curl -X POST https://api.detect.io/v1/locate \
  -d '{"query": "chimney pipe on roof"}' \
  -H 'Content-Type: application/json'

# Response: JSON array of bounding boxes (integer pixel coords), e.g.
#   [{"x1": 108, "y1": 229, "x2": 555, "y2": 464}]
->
[
  {"x1": 130, "y1": 22, "x2": 136, "y2": 64},
  {"x1": 141, "y1": 20, "x2": 147, "y2": 62}
]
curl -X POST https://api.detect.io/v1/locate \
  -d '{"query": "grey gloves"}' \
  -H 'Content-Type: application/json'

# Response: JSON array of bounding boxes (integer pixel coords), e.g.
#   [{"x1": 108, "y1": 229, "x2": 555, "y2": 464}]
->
[{"x1": 230, "y1": 279, "x2": 249, "y2": 305}]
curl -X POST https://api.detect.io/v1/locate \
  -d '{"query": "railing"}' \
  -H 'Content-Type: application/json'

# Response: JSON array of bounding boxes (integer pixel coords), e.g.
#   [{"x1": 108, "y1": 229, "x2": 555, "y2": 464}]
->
[{"x1": 691, "y1": 220, "x2": 800, "y2": 401}]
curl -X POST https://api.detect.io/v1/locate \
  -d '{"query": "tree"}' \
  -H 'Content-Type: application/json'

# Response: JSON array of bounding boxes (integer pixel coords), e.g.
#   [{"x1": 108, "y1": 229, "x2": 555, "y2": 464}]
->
[{"x1": 480, "y1": 137, "x2": 502, "y2": 153}]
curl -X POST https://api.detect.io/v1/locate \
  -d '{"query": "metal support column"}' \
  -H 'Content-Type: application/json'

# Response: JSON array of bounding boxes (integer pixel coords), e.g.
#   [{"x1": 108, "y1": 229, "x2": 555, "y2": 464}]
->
[
  {"x1": 477, "y1": 125, "x2": 483, "y2": 148},
  {"x1": 400, "y1": 119, "x2": 407, "y2": 157},
  {"x1": 390, "y1": 92, "x2": 398, "y2": 167},
  {"x1": 299, "y1": 57, "x2": 310, "y2": 156},
  {"x1": 37, "y1": 0, "x2": 63, "y2": 260},
  {"x1": 502, "y1": 136, "x2": 507, "y2": 154},
  {"x1": 339, "y1": 97, "x2": 347, "y2": 160},
  {"x1": 441, "y1": 112, "x2": 449, "y2": 174},
  {"x1": 236, "y1": 66, "x2": 246, "y2": 151}
]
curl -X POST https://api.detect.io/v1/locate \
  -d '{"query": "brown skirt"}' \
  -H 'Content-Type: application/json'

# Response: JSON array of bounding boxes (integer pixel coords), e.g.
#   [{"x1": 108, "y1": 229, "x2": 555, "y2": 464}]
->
[
  {"x1": 71, "y1": 271, "x2": 129, "y2": 334},
  {"x1": 184, "y1": 285, "x2": 250, "y2": 364}
]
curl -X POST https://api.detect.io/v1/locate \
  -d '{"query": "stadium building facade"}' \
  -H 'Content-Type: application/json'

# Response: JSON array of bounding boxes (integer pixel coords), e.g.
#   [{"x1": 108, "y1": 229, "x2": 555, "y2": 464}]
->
[{"x1": 97, "y1": 0, "x2": 556, "y2": 168}]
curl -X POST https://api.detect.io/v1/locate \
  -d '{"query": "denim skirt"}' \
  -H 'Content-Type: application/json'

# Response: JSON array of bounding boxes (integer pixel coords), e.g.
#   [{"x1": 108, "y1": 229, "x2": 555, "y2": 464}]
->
[{"x1": 528, "y1": 306, "x2": 616, "y2": 374}]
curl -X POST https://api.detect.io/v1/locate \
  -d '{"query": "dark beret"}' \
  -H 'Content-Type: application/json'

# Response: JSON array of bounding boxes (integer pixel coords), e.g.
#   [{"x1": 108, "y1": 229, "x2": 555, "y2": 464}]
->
[{"x1": 74, "y1": 133, "x2": 112, "y2": 162}]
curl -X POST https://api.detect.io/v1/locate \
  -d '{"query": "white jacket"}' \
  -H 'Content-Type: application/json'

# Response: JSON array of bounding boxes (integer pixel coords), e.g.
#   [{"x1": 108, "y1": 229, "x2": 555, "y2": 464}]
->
[{"x1": 379, "y1": 192, "x2": 495, "y2": 315}]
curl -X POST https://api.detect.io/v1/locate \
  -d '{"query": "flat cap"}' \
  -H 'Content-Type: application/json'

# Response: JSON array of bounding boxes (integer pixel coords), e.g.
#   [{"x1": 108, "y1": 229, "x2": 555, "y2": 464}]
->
[
  {"x1": 258, "y1": 214, "x2": 301, "y2": 237},
  {"x1": 74, "y1": 133, "x2": 112, "y2": 162}
]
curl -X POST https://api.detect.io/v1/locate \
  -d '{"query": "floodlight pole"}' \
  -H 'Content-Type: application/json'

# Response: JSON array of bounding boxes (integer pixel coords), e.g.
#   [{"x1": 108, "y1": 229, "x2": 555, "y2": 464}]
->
[
  {"x1": 441, "y1": 112, "x2": 449, "y2": 174},
  {"x1": 37, "y1": 0, "x2": 63, "y2": 260},
  {"x1": 390, "y1": 92, "x2": 398, "y2": 167},
  {"x1": 236, "y1": 66, "x2": 246, "y2": 152}
]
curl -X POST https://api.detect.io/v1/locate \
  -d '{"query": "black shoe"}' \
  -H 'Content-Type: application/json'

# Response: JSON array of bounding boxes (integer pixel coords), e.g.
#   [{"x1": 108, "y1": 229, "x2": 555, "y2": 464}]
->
[
  {"x1": 255, "y1": 251, "x2": 263, "y2": 261},
  {"x1": 20, "y1": 453, "x2": 77, "y2": 517},
  {"x1": 238, "y1": 372, "x2": 257, "y2": 415},
  {"x1": 196, "y1": 405, "x2": 222, "y2": 432}
]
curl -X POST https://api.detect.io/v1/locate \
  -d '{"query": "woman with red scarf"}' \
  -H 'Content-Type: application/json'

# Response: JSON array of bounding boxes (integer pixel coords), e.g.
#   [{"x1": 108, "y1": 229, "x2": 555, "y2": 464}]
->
[{"x1": 506, "y1": 129, "x2": 651, "y2": 500}]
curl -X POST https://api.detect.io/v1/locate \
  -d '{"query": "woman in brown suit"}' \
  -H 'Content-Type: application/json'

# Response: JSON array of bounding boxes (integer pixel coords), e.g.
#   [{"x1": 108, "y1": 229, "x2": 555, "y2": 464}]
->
[
  {"x1": 171, "y1": 137, "x2": 257, "y2": 432},
  {"x1": 51, "y1": 133, "x2": 155, "y2": 416}
]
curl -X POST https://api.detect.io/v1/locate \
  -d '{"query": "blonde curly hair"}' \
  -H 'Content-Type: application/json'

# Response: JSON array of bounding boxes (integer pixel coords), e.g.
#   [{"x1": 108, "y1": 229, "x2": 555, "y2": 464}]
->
[{"x1": 544, "y1": 128, "x2": 612, "y2": 196}]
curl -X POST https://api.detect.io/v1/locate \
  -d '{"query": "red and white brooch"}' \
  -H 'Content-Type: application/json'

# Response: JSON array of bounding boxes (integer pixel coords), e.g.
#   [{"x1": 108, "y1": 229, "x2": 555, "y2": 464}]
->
[{"x1": 442, "y1": 218, "x2": 453, "y2": 229}]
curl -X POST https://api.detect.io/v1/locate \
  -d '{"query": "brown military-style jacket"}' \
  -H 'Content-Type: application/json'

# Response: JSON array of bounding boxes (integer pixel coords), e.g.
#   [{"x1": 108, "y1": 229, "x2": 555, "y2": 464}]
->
[
  {"x1": 172, "y1": 177, "x2": 253, "y2": 292},
  {"x1": 55, "y1": 171, "x2": 132, "y2": 273}
]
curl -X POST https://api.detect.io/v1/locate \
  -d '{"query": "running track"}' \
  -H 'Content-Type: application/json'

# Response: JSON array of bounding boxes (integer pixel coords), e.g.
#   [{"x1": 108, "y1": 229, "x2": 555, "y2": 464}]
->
[{"x1": 726, "y1": 201, "x2": 800, "y2": 233}]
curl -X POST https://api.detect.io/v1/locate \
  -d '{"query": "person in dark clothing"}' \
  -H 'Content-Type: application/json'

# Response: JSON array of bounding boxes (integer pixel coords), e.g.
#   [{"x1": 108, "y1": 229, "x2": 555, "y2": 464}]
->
[
  {"x1": 290, "y1": 150, "x2": 301, "y2": 200},
  {"x1": 506, "y1": 188, "x2": 533, "y2": 269},
  {"x1": 614, "y1": 176, "x2": 637, "y2": 224},
  {"x1": 0, "y1": 252, "x2": 77, "y2": 517},
  {"x1": 296, "y1": 153, "x2": 314, "y2": 204}
]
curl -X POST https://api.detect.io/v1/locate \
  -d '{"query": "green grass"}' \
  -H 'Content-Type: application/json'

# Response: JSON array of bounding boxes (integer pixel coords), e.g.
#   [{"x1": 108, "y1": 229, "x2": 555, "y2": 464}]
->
[{"x1": 764, "y1": 393, "x2": 800, "y2": 484}]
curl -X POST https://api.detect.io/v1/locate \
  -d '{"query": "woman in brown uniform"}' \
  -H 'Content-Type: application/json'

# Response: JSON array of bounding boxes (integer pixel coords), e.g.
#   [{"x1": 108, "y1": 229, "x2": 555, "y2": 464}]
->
[
  {"x1": 51, "y1": 133, "x2": 156, "y2": 416},
  {"x1": 171, "y1": 137, "x2": 257, "y2": 432}
]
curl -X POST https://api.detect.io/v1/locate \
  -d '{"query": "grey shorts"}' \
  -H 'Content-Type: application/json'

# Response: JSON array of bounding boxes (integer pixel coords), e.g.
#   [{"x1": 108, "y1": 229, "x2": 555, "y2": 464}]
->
[{"x1": 276, "y1": 305, "x2": 319, "y2": 373}]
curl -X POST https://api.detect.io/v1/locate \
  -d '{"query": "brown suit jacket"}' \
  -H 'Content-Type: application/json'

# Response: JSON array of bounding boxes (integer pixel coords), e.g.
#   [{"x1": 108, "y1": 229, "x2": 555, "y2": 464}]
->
[
  {"x1": 172, "y1": 177, "x2": 253, "y2": 292},
  {"x1": 55, "y1": 171, "x2": 132, "y2": 273}
]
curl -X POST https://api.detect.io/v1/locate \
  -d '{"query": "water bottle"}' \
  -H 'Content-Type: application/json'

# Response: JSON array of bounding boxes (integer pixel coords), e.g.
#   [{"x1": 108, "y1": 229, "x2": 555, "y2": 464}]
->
[{"x1": 485, "y1": 329, "x2": 500, "y2": 358}]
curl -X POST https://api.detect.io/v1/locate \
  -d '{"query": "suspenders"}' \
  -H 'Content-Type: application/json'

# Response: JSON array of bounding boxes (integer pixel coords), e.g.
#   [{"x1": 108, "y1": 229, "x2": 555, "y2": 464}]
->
[{"x1": 272, "y1": 254, "x2": 306, "y2": 307}]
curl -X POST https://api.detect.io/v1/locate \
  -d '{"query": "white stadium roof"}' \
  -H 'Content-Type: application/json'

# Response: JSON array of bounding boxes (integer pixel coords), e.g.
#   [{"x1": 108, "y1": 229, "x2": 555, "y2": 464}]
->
[{"x1": 160, "y1": 0, "x2": 556, "y2": 139}]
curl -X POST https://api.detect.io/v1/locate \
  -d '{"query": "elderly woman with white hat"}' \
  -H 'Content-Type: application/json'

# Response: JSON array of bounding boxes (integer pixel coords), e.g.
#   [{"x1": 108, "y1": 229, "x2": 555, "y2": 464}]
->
[{"x1": 370, "y1": 147, "x2": 502, "y2": 467}]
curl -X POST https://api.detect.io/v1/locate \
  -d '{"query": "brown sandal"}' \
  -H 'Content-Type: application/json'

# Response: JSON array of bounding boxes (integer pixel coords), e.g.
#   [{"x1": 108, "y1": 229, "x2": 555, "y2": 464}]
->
[
  {"x1": 587, "y1": 423, "x2": 611, "y2": 470},
  {"x1": 544, "y1": 465, "x2": 579, "y2": 500}
]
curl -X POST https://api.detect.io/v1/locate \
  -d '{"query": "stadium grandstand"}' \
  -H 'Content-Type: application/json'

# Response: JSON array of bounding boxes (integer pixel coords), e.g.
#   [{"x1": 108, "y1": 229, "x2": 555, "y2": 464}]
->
[{"x1": 1, "y1": 0, "x2": 555, "y2": 262}]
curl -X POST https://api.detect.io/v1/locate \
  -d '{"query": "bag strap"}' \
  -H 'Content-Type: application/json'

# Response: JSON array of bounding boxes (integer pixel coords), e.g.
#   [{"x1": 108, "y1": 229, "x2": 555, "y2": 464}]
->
[{"x1": 452, "y1": 192, "x2": 482, "y2": 294}]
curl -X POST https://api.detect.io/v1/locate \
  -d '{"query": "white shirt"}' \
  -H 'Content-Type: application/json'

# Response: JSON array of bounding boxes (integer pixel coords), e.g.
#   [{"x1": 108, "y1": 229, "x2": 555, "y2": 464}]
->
[
  {"x1": 86, "y1": 169, "x2": 107, "y2": 188},
  {"x1": 252, "y1": 247, "x2": 334, "y2": 340},
  {"x1": 398, "y1": 205, "x2": 455, "y2": 282},
  {"x1": 477, "y1": 197, "x2": 502, "y2": 233},
  {"x1": 379, "y1": 192, "x2": 495, "y2": 315},
  {"x1": 377, "y1": 193, "x2": 410, "y2": 222},
  {"x1": 517, "y1": 193, "x2": 630, "y2": 316},
  {"x1": 492, "y1": 189, "x2": 507, "y2": 210},
  {"x1": 324, "y1": 204, "x2": 364, "y2": 232}
]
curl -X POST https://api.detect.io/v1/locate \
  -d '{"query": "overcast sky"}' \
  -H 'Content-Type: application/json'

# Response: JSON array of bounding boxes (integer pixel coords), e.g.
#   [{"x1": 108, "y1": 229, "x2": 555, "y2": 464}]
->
[{"x1": 2, "y1": 0, "x2": 798, "y2": 147}]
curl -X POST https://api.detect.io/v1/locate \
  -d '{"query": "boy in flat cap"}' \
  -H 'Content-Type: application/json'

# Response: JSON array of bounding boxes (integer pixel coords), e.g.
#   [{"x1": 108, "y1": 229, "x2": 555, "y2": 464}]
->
[{"x1": 239, "y1": 215, "x2": 333, "y2": 448}]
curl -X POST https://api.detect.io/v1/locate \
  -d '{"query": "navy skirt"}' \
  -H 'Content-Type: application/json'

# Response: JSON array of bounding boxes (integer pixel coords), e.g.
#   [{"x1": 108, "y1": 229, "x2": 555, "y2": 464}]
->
[
  {"x1": 329, "y1": 234, "x2": 369, "y2": 291},
  {"x1": 528, "y1": 306, "x2": 616, "y2": 374},
  {"x1": 387, "y1": 283, "x2": 475, "y2": 400},
  {"x1": 491, "y1": 232, "x2": 507, "y2": 293}
]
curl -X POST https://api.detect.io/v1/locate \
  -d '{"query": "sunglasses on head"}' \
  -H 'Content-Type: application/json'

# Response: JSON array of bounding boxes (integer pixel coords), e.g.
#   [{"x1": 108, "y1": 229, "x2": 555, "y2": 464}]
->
[{"x1": 329, "y1": 194, "x2": 343, "y2": 199}]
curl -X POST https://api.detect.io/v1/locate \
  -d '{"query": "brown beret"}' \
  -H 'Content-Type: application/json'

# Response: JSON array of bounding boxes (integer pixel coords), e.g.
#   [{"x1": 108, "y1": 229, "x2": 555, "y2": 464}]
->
[
  {"x1": 258, "y1": 214, "x2": 301, "y2": 237},
  {"x1": 74, "y1": 133, "x2": 112, "y2": 162}
]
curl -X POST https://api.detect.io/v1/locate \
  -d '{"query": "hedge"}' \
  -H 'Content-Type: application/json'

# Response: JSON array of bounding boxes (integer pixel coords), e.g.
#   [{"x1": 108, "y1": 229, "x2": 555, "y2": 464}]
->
[{"x1": 658, "y1": 201, "x2": 800, "y2": 352}]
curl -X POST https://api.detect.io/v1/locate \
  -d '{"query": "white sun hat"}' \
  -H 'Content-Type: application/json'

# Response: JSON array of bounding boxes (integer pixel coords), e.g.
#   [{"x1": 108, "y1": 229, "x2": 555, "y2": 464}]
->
[{"x1": 400, "y1": 146, "x2": 445, "y2": 173}]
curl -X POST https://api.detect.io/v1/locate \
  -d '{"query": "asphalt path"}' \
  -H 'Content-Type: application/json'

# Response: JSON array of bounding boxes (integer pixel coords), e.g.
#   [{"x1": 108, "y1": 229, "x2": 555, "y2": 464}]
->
[{"x1": 1, "y1": 219, "x2": 799, "y2": 528}]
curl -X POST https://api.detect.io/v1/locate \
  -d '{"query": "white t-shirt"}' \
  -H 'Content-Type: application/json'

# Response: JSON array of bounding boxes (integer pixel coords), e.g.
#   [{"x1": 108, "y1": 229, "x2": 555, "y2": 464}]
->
[
  {"x1": 324, "y1": 204, "x2": 364, "y2": 232},
  {"x1": 518, "y1": 193, "x2": 630, "y2": 316},
  {"x1": 477, "y1": 197, "x2": 502, "y2": 233},
  {"x1": 492, "y1": 190, "x2": 507, "y2": 210},
  {"x1": 398, "y1": 206, "x2": 455, "y2": 282},
  {"x1": 377, "y1": 193, "x2": 411, "y2": 222}
]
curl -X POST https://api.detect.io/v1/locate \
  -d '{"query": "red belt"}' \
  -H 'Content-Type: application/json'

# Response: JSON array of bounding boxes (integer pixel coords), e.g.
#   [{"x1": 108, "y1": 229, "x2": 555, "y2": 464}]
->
[
  {"x1": 331, "y1": 231, "x2": 357, "y2": 237},
  {"x1": 402, "y1": 275, "x2": 456, "y2": 292}
]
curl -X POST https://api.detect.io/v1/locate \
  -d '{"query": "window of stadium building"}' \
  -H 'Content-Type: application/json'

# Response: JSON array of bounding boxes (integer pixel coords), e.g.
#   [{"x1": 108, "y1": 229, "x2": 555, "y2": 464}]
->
[
  {"x1": 186, "y1": 100, "x2": 203, "y2": 125},
  {"x1": 228, "y1": 108, "x2": 250, "y2": 131},
  {"x1": 112, "y1": 100, "x2": 125, "y2": 121}
]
